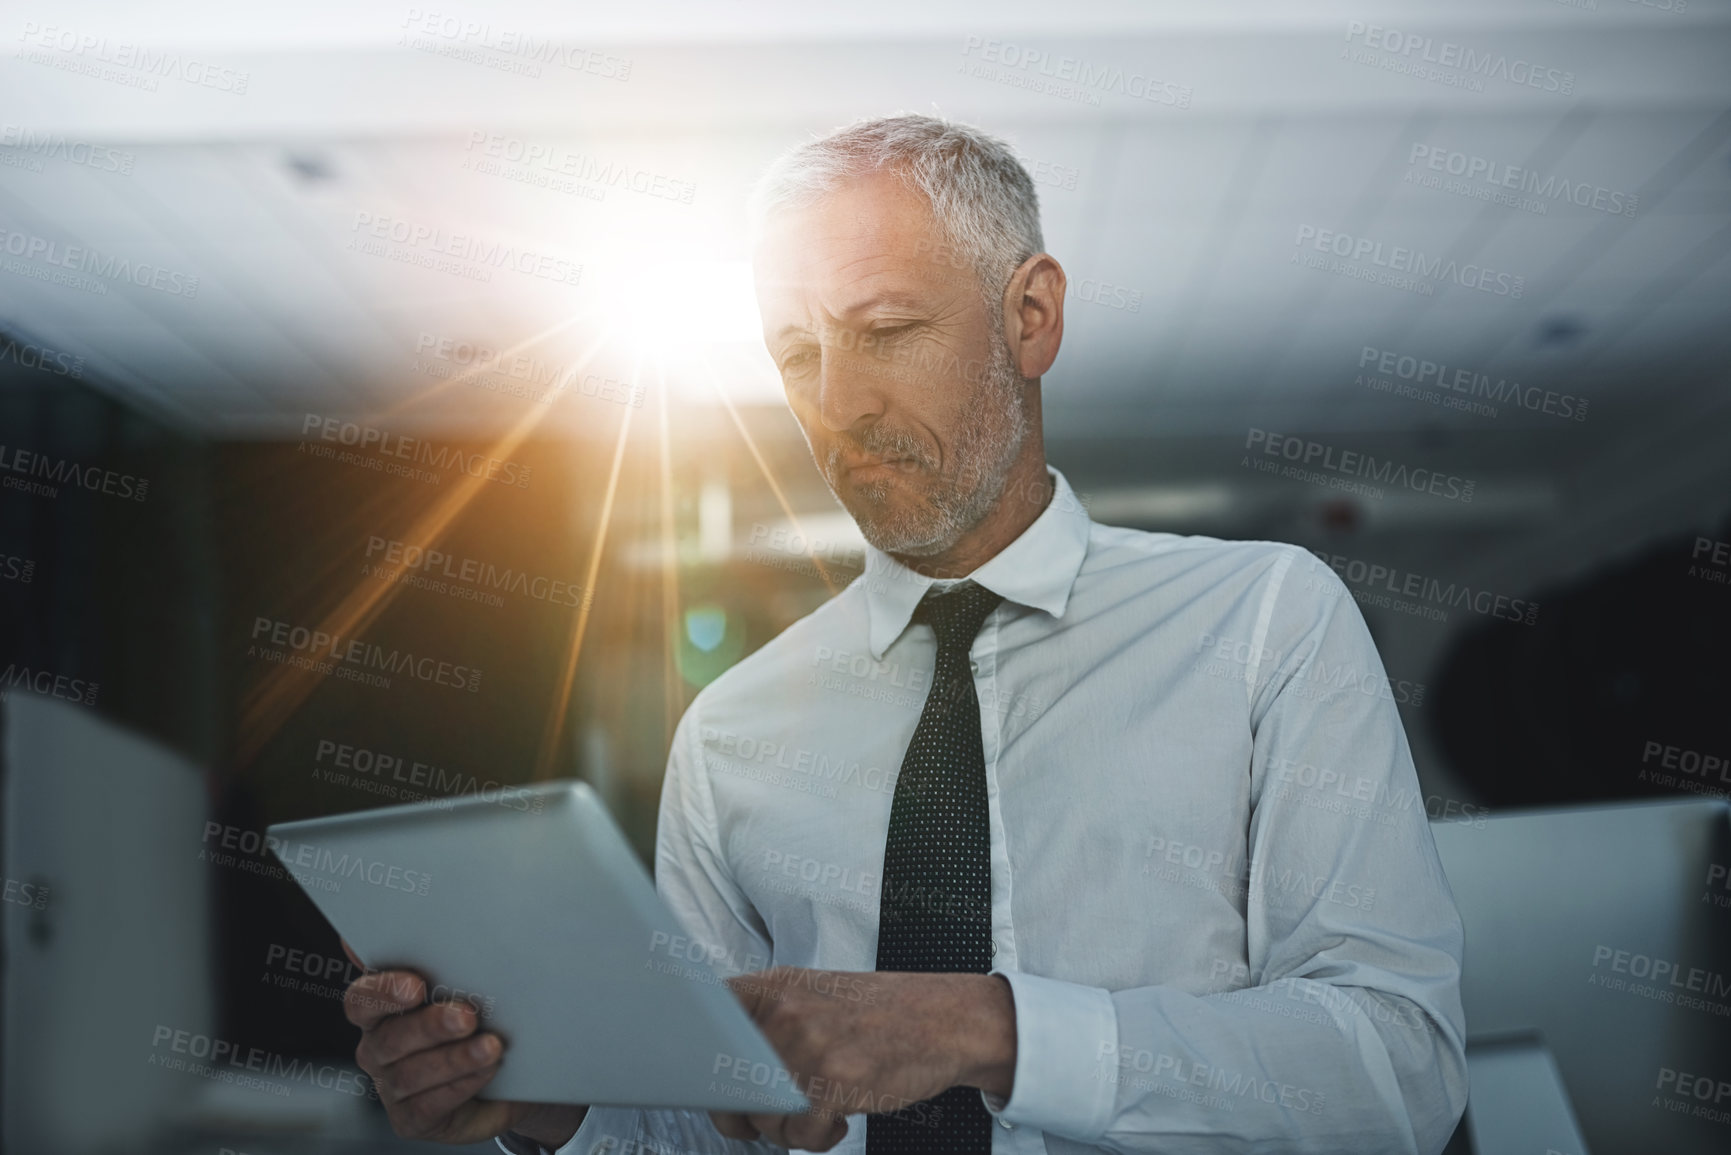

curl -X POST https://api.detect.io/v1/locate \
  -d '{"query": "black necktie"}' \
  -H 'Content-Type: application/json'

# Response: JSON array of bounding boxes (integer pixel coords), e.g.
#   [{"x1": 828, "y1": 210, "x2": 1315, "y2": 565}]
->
[{"x1": 868, "y1": 580, "x2": 1004, "y2": 1155}]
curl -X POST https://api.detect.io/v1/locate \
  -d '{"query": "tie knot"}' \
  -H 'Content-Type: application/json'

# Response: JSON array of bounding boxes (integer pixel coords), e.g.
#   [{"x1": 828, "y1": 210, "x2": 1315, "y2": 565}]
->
[{"x1": 914, "y1": 581, "x2": 1004, "y2": 653}]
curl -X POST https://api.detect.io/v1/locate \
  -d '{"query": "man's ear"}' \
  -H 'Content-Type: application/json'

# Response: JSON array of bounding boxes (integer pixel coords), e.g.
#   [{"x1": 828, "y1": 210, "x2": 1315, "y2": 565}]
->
[{"x1": 1003, "y1": 254, "x2": 1066, "y2": 380}]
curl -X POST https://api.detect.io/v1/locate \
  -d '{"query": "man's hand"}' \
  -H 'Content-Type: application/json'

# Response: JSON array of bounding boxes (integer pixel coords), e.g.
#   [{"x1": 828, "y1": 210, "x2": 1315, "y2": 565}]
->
[
  {"x1": 709, "y1": 967, "x2": 1017, "y2": 1150},
  {"x1": 343, "y1": 948, "x2": 586, "y2": 1149}
]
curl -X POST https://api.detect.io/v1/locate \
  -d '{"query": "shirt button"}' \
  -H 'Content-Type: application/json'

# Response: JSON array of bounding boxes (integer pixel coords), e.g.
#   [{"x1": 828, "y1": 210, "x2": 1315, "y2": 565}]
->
[
  {"x1": 998, "y1": 1118, "x2": 1014, "y2": 1131},
  {"x1": 989, "y1": 940, "x2": 998, "y2": 957}
]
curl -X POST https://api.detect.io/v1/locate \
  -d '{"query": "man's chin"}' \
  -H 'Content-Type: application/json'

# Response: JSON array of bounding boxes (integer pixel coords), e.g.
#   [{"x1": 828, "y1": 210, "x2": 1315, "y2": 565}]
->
[
  {"x1": 829, "y1": 471, "x2": 964, "y2": 556},
  {"x1": 857, "y1": 522, "x2": 949, "y2": 558},
  {"x1": 849, "y1": 499, "x2": 961, "y2": 558}
]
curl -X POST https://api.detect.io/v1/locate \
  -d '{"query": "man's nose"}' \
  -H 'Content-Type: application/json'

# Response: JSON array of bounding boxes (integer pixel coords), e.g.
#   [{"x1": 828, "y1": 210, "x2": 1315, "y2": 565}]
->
[{"x1": 814, "y1": 347, "x2": 883, "y2": 434}]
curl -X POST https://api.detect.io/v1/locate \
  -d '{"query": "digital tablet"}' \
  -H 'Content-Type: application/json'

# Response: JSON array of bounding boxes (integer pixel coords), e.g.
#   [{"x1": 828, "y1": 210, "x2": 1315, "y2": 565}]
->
[{"x1": 266, "y1": 780, "x2": 808, "y2": 1113}]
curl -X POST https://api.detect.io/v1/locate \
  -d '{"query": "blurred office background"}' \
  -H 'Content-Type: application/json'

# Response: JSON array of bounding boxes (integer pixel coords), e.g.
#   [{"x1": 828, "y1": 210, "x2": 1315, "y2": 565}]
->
[{"x1": 2, "y1": 1, "x2": 1729, "y2": 1152}]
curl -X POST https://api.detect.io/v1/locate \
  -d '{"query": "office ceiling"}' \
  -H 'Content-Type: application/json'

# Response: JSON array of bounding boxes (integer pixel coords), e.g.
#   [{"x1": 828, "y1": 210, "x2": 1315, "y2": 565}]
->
[{"x1": 1, "y1": 0, "x2": 1727, "y2": 445}]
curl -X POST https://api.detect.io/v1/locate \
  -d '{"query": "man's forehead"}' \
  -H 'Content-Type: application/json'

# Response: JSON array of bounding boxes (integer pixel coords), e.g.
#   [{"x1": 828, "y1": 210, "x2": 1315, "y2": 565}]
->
[
  {"x1": 753, "y1": 250, "x2": 926, "y2": 301},
  {"x1": 754, "y1": 172, "x2": 941, "y2": 282}
]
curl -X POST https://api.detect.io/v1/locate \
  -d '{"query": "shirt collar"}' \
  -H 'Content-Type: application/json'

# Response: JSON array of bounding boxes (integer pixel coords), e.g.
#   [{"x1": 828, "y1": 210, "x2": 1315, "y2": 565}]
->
[{"x1": 860, "y1": 465, "x2": 1090, "y2": 659}]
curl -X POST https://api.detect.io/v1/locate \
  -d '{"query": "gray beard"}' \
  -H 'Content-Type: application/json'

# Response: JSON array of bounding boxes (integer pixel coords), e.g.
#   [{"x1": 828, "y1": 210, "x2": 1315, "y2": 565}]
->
[{"x1": 819, "y1": 333, "x2": 1029, "y2": 558}]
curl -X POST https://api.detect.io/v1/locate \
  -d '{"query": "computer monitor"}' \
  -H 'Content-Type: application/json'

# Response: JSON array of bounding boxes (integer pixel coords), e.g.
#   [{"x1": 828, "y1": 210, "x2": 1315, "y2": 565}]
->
[
  {"x1": 1432, "y1": 797, "x2": 1731, "y2": 1154},
  {"x1": 1, "y1": 693, "x2": 216, "y2": 1154}
]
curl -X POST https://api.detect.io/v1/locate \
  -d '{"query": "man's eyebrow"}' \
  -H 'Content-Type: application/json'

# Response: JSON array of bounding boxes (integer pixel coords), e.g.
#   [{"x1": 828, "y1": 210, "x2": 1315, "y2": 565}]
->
[
  {"x1": 836, "y1": 289, "x2": 929, "y2": 319},
  {"x1": 772, "y1": 290, "x2": 930, "y2": 342}
]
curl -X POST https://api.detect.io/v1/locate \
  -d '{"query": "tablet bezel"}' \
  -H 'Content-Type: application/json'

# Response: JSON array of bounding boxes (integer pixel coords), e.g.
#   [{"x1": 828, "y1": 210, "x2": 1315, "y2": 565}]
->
[{"x1": 266, "y1": 780, "x2": 809, "y2": 1114}]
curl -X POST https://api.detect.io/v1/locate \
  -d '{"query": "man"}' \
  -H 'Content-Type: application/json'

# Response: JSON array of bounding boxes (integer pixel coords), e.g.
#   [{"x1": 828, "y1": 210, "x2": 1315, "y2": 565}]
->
[{"x1": 345, "y1": 114, "x2": 1468, "y2": 1155}]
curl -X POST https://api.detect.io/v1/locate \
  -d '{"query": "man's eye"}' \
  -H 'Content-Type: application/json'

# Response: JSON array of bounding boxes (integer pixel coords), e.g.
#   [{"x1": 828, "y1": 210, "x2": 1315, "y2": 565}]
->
[{"x1": 780, "y1": 350, "x2": 817, "y2": 373}]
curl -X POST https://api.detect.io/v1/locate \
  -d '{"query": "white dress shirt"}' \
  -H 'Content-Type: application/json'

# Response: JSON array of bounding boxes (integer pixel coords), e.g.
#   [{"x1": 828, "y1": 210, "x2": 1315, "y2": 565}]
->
[{"x1": 546, "y1": 465, "x2": 1467, "y2": 1155}]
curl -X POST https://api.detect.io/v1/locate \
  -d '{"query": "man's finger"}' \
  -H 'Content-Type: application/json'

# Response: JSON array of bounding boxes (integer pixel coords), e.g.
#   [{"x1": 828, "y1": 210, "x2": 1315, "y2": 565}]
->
[
  {"x1": 746, "y1": 1113, "x2": 790, "y2": 1147},
  {"x1": 361, "y1": 1001, "x2": 478, "y2": 1070},
  {"x1": 784, "y1": 1113, "x2": 849, "y2": 1152},
  {"x1": 344, "y1": 969, "x2": 426, "y2": 1029},
  {"x1": 339, "y1": 938, "x2": 365, "y2": 969},
  {"x1": 383, "y1": 1032, "x2": 502, "y2": 1101},
  {"x1": 709, "y1": 1111, "x2": 761, "y2": 1142},
  {"x1": 393, "y1": 1062, "x2": 507, "y2": 1142}
]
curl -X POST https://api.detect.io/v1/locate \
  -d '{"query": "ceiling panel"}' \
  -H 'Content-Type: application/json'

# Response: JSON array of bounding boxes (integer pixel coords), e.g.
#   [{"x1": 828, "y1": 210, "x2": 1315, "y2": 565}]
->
[{"x1": 0, "y1": 1, "x2": 1727, "y2": 444}]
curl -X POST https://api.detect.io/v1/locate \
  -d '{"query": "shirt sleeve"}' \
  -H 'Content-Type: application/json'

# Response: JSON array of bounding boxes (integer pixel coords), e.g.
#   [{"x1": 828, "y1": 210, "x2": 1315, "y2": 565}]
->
[
  {"x1": 982, "y1": 545, "x2": 1469, "y2": 1155},
  {"x1": 551, "y1": 704, "x2": 789, "y2": 1155}
]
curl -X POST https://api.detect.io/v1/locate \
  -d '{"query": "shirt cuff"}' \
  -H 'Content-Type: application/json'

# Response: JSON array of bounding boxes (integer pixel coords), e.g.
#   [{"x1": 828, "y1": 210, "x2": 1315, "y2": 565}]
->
[
  {"x1": 486, "y1": 1111, "x2": 599, "y2": 1155},
  {"x1": 985, "y1": 969, "x2": 1119, "y2": 1142}
]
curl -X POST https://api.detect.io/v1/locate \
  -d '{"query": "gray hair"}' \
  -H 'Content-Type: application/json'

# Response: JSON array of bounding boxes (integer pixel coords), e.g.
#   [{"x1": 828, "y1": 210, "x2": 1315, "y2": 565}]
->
[{"x1": 747, "y1": 113, "x2": 1044, "y2": 320}]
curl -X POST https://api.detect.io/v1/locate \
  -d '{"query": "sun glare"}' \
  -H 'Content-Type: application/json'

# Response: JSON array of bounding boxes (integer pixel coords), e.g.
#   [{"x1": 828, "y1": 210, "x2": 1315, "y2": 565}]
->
[{"x1": 603, "y1": 258, "x2": 763, "y2": 351}]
